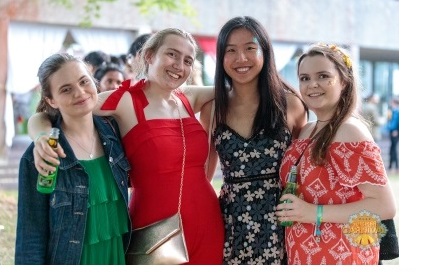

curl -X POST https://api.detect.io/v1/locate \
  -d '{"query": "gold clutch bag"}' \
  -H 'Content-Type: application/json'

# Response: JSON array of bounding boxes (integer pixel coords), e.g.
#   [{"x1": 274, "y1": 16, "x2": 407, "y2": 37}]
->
[{"x1": 126, "y1": 213, "x2": 189, "y2": 265}]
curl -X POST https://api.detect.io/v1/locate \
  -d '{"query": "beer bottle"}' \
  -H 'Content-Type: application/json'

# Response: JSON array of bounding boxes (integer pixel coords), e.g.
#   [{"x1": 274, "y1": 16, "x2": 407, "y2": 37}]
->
[
  {"x1": 279, "y1": 165, "x2": 297, "y2": 227},
  {"x1": 36, "y1": 128, "x2": 60, "y2": 194}
]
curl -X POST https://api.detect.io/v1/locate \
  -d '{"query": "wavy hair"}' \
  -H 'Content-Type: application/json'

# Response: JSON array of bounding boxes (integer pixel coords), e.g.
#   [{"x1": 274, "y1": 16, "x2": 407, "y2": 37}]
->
[{"x1": 297, "y1": 43, "x2": 362, "y2": 165}]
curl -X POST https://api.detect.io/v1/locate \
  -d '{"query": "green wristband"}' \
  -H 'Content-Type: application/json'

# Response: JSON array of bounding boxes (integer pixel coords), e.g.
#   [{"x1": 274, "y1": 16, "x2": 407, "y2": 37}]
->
[{"x1": 314, "y1": 205, "x2": 323, "y2": 239}]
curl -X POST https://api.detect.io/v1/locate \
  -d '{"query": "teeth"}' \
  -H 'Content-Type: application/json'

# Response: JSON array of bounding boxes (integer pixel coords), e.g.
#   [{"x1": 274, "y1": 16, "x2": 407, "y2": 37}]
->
[
  {"x1": 309, "y1": 93, "x2": 323, "y2": 97},
  {"x1": 167, "y1": 71, "x2": 179, "y2": 79},
  {"x1": 236, "y1": 67, "x2": 249, "y2": 72}
]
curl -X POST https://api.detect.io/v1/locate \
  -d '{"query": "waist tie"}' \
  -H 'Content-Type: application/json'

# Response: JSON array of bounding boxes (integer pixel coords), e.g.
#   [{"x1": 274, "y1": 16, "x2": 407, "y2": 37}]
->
[{"x1": 224, "y1": 173, "x2": 279, "y2": 184}]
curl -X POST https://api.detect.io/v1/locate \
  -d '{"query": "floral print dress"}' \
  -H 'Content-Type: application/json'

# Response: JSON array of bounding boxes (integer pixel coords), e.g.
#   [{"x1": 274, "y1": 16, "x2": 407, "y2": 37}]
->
[{"x1": 214, "y1": 124, "x2": 292, "y2": 264}]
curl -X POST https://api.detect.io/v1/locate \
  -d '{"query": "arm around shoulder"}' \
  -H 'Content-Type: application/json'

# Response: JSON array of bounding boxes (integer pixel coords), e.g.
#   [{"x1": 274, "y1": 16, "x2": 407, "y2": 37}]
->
[{"x1": 27, "y1": 112, "x2": 53, "y2": 140}]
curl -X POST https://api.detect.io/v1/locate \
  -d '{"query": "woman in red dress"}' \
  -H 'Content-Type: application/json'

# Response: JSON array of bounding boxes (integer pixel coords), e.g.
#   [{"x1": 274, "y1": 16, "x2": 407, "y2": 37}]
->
[
  {"x1": 28, "y1": 28, "x2": 223, "y2": 264},
  {"x1": 275, "y1": 44, "x2": 396, "y2": 265}
]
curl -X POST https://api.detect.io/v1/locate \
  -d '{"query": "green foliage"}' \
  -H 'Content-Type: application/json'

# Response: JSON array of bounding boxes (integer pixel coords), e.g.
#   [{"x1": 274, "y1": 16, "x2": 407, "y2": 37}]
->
[{"x1": 49, "y1": 0, "x2": 197, "y2": 27}]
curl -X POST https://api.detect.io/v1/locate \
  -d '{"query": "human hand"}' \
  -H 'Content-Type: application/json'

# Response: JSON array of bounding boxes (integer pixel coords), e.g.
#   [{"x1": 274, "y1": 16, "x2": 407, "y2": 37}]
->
[
  {"x1": 33, "y1": 135, "x2": 66, "y2": 175},
  {"x1": 276, "y1": 194, "x2": 316, "y2": 224}
]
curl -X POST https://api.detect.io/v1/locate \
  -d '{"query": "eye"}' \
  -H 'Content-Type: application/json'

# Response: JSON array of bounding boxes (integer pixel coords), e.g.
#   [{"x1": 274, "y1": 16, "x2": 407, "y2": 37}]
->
[
  {"x1": 319, "y1": 73, "x2": 330, "y2": 79},
  {"x1": 167, "y1": 51, "x2": 177, "y2": 58},
  {"x1": 60, "y1": 87, "x2": 71, "y2": 93},
  {"x1": 247, "y1": 45, "x2": 257, "y2": 51},
  {"x1": 184, "y1": 58, "x2": 193, "y2": 66},
  {"x1": 80, "y1": 78, "x2": 90, "y2": 85},
  {"x1": 299, "y1": 76, "x2": 309, "y2": 82},
  {"x1": 225, "y1": 47, "x2": 235, "y2": 53}
]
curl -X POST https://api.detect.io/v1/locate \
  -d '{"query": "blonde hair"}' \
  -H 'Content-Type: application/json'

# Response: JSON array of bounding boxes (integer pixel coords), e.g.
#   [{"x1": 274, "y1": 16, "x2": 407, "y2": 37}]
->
[{"x1": 134, "y1": 28, "x2": 199, "y2": 80}]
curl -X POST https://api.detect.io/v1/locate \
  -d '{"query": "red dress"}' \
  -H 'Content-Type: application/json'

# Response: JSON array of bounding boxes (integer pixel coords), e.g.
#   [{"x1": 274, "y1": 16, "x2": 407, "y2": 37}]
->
[
  {"x1": 101, "y1": 79, "x2": 224, "y2": 264},
  {"x1": 279, "y1": 139, "x2": 389, "y2": 265}
]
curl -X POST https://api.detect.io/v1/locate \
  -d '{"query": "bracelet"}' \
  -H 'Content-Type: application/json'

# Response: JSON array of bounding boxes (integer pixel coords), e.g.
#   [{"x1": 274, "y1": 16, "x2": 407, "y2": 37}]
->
[
  {"x1": 34, "y1": 132, "x2": 48, "y2": 143},
  {"x1": 314, "y1": 205, "x2": 323, "y2": 241}
]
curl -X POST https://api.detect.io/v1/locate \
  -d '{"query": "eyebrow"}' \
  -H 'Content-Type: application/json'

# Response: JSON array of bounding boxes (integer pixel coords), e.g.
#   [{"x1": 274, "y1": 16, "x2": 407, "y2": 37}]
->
[
  {"x1": 57, "y1": 75, "x2": 88, "y2": 91},
  {"x1": 166, "y1": 48, "x2": 194, "y2": 60},
  {"x1": 226, "y1": 40, "x2": 258, "y2": 47}
]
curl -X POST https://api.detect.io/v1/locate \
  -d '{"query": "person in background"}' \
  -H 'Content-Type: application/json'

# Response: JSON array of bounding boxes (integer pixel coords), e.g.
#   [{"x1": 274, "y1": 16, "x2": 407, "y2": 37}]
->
[
  {"x1": 15, "y1": 53, "x2": 131, "y2": 264},
  {"x1": 126, "y1": 33, "x2": 152, "y2": 83},
  {"x1": 110, "y1": 55, "x2": 126, "y2": 70},
  {"x1": 200, "y1": 16, "x2": 307, "y2": 264},
  {"x1": 83, "y1": 50, "x2": 111, "y2": 75},
  {"x1": 94, "y1": 62, "x2": 126, "y2": 92},
  {"x1": 27, "y1": 28, "x2": 223, "y2": 265},
  {"x1": 361, "y1": 93, "x2": 383, "y2": 142},
  {"x1": 275, "y1": 43, "x2": 396, "y2": 265},
  {"x1": 187, "y1": 59, "x2": 204, "y2": 86},
  {"x1": 386, "y1": 97, "x2": 399, "y2": 173}
]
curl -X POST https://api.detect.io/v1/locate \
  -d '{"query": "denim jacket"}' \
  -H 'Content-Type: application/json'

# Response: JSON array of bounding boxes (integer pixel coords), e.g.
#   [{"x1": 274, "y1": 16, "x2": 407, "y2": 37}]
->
[{"x1": 15, "y1": 116, "x2": 131, "y2": 265}]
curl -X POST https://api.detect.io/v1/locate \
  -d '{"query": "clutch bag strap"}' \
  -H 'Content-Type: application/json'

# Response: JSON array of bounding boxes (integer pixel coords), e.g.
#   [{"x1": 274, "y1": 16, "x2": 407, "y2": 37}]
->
[{"x1": 172, "y1": 95, "x2": 186, "y2": 213}]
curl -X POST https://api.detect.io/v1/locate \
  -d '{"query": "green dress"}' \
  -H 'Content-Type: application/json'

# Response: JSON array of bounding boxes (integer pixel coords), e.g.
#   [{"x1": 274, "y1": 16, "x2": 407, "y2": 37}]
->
[{"x1": 79, "y1": 156, "x2": 129, "y2": 265}]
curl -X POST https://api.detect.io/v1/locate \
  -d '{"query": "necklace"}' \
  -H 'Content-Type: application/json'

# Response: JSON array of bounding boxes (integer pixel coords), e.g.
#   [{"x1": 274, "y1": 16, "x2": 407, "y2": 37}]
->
[
  {"x1": 309, "y1": 118, "x2": 331, "y2": 139},
  {"x1": 64, "y1": 130, "x2": 96, "y2": 159},
  {"x1": 317, "y1": 119, "x2": 331, "y2": 123}
]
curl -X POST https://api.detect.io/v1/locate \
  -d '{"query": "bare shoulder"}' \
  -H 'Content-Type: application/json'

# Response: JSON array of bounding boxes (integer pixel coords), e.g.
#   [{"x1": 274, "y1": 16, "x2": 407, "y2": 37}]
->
[{"x1": 334, "y1": 117, "x2": 373, "y2": 142}]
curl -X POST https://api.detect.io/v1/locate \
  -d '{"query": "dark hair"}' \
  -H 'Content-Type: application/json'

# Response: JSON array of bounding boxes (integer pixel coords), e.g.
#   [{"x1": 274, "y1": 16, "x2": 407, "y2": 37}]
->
[
  {"x1": 83, "y1": 50, "x2": 110, "y2": 70},
  {"x1": 36, "y1": 53, "x2": 94, "y2": 121},
  {"x1": 128, "y1": 33, "x2": 152, "y2": 57},
  {"x1": 297, "y1": 43, "x2": 359, "y2": 165},
  {"x1": 93, "y1": 62, "x2": 125, "y2": 82},
  {"x1": 110, "y1": 55, "x2": 125, "y2": 69},
  {"x1": 214, "y1": 16, "x2": 297, "y2": 137}
]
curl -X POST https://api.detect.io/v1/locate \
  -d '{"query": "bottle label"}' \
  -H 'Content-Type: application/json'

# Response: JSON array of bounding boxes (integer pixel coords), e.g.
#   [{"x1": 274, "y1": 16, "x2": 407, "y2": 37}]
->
[{"x1": 38, "y1": 174, "x2": 55, "y2": 187}]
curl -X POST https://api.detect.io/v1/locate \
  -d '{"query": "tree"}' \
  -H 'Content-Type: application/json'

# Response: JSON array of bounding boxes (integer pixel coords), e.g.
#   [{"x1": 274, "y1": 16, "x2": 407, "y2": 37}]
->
[{"x1": 50, "y1": 0, "x2": 197, "y2": 27}]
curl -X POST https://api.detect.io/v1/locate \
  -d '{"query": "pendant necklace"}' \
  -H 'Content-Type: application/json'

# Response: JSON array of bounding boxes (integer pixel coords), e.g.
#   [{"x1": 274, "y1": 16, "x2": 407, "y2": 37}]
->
[{"x1": 65, "y1": 131, "x2": 96, "y2": 159}]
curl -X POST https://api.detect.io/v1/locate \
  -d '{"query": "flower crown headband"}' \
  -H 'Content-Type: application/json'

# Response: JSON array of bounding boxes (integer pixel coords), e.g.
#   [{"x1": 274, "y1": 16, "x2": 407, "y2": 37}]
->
[{"x1": 321, "y1": 44, "x2": 353, "y2": 70}]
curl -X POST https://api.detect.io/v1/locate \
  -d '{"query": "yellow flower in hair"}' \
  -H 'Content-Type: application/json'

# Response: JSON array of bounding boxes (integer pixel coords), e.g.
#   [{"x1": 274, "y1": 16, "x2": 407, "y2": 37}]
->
[
  {"x1": 342, "y1": 54, "x2": 353, "y2": 69},
  {"x1": 329, "y1": 44, "x2": 338, "y2": 51},
  {"x1": 329, "y1": 44, "x2": 352, "y2": 69}
]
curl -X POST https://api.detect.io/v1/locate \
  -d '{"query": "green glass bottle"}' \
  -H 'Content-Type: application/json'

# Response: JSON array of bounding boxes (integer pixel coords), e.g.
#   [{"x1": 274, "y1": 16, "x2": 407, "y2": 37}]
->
[
  {"x1": 36, "y1": 128, "x2": 60, "y2": 194},
  {"x1": 279, "y1": 165, "x2": 297, "y2": 227}
]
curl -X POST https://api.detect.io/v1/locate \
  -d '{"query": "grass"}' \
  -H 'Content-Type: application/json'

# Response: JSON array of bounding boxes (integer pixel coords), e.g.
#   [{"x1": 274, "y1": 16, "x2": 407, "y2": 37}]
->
[{"x1": 0, "y1": 190, "x2": 18, "y2": 265}]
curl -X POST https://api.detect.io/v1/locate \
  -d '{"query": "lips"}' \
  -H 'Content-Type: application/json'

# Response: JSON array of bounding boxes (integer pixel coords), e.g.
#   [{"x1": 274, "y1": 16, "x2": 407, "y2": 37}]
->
[
  {"x1": 74, "y1": 97, "x2": 90, "y2": 105},
  {"x1": 308, "y1": 92, "x2": 324, "y2": 97},
  {"x1": 235, "y1": 67, "x2": 250, "y2": 73},
  {"x1": 167, "y1": 70, "x2": 180, "y2": 79}
]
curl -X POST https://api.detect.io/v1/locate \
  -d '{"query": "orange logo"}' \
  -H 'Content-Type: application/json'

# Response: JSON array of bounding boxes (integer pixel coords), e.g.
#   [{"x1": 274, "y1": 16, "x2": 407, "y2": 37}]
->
[{"x1": 342, "y1": 210, "x2": 387, "y2": 248}]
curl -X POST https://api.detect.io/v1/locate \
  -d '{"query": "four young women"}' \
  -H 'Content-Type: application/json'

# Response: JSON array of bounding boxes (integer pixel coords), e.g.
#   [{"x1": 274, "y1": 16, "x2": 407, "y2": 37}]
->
[{"x1": 23, "y1": 20, "x2": 396, "y2": 265}]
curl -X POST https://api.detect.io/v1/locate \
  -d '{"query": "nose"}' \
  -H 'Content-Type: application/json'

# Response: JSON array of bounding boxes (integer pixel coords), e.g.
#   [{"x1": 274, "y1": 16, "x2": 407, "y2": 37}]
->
[
  {"x1": 310, "y1": 79, "x2": 319, "y2": 88},
  {"x1": 172, "y1": 59, "x2": 184, "y2": 70},
  {"x1": 76, "y1": 86, "x2": 86, "y2": 95},
  {"x1": 236, "y1": 50, "x2": 248, "y2": 62}
]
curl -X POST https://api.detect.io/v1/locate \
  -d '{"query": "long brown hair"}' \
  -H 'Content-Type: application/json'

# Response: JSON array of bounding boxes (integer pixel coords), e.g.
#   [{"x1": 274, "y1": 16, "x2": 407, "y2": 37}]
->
[{"x1": 297, "y1": 44, "x2": 361, "y2": 165}]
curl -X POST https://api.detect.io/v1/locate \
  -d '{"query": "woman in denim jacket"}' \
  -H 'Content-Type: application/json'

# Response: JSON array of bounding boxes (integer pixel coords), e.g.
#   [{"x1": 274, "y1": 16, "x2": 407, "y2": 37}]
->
[{"x1": 15, "y1": 53, "x2": 131, "y2": 264}]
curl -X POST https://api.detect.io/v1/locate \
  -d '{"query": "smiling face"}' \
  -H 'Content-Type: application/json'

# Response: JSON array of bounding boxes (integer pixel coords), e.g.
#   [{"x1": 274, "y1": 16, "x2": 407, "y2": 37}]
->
[
  {"x1": 298, "y1": 54, "x2": 346, "y2": 119},
  {"x1": 223, "y1": 28, "x2": 264, "y2": 86},
  {"x1": 45, "y1": 61, "x2": 97, "y2": 119},
  {"x1": 145, "y1": 33, "x2": 196, "y2": 91}
]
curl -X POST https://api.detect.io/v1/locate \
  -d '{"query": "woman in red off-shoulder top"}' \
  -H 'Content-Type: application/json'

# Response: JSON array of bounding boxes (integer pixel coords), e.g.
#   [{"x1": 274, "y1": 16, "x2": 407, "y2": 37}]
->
[{"x1": 275, "y1": 44, "x2": 396, "y2": 265}]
